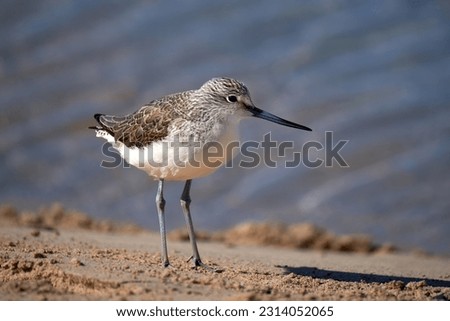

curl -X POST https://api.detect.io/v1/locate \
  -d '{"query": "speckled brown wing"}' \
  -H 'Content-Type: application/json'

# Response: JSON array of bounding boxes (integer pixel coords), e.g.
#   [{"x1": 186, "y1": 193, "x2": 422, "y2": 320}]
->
[{"x1": 93, "y1": 93, "x2": 187, "y2": 148}]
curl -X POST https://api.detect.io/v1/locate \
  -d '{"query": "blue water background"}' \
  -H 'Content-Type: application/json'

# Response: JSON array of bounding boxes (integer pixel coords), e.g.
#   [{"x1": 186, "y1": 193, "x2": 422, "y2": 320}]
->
[{"x1": 1, "y1": 1, "x2": 449, "y2": 254}]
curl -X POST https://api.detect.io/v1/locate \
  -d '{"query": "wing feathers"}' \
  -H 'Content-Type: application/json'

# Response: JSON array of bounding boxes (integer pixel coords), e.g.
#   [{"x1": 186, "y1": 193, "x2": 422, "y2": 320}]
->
[{"x1": 90, "y1": 93, "x2": 187, "y2": 148}]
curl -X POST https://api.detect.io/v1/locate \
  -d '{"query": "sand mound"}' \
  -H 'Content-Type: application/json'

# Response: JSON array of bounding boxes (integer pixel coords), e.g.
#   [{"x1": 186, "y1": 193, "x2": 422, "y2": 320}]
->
[
  {"x1": 169, "y1": 222, "x2": 396, "y2": 254},
  {"x1": 0, "y1": 203, "x2": 144, "y2": 234}
]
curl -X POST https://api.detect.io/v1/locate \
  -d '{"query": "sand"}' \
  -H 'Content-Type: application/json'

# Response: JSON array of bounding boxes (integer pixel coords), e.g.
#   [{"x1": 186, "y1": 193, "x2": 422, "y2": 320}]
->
[{"x1": 0, "y1": 204, "x2": 449, "y2": 300}]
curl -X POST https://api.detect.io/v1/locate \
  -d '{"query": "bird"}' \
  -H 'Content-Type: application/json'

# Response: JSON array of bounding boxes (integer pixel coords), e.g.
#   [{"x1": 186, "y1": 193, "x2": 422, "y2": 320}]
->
[{"x1": 89, "y1": 77, "x2": 311, "y2": 270}]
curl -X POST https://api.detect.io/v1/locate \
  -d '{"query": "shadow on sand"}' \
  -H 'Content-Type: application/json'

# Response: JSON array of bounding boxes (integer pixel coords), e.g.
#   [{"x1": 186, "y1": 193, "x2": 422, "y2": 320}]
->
[{"x1": 276, "y1": 265, "x2": 450, "y2": 288}]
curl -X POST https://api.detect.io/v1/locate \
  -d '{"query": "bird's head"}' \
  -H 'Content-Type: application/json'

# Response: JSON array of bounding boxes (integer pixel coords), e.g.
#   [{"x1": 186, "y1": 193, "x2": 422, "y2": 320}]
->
[{"x1": 199, "y1": 77, "x2": 312, "y2": 131}]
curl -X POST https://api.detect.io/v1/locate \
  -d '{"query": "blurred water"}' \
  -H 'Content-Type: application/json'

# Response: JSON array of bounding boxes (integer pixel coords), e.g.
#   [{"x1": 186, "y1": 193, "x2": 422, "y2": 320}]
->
[{"x1": 1, "y1": 0, "x2": 449, "y2": 254}]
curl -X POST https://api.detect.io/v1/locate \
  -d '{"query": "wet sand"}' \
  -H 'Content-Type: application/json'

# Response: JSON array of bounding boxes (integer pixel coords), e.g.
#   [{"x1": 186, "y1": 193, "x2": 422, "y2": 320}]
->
[{"x1": 0, "y1": 204, "x2": 449, "y2": 300}]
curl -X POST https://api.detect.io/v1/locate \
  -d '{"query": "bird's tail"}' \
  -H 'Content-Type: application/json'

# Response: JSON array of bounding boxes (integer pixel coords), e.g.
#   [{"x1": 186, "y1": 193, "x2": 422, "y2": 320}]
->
[
  {"x1": 88, "y1": 114, "x2": 104, "y2": 129},
  {"x1": 88, "y1": 113, "x2": 116, "y2": 136},
  {"x1": 90, "y1": 113, "x2": 132, "y2": 142}
]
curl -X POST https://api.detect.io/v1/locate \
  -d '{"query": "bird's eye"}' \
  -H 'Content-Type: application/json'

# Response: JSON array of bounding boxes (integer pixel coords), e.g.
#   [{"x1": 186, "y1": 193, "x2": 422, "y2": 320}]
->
[{"x1": 226, "y1": 95, "x2": 238, "y2": 103}]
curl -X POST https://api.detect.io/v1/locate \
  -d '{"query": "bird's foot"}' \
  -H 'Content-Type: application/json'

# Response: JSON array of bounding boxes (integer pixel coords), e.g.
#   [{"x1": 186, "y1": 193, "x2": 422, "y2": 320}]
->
[{"x1": 187, "y1": 256, "x2": 223, "y2": 273}]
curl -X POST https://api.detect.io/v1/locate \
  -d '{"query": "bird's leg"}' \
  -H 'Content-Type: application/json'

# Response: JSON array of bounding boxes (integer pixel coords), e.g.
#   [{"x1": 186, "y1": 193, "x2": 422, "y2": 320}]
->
[
  {"x1": 180, "y1": 179, "x2": 215, "y2": 271},
  {"x1": 180, "y1": 180, "x2": 201, "y2": 265},
  {"x1": 156, "y1": 178, "x2": 169, "y2": 267}
]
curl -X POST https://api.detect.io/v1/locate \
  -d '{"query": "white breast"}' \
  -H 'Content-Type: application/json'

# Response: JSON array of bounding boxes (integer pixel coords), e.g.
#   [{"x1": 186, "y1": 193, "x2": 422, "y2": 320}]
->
[{"x1": 96, "y1": 116, "x2": 242, "y2": 181}]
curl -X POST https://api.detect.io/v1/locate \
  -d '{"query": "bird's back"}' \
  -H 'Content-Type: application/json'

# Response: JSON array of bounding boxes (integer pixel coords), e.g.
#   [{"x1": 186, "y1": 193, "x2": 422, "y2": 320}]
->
[{"x1": 92, "y1": 91, "x2": 193, "y2": 148}]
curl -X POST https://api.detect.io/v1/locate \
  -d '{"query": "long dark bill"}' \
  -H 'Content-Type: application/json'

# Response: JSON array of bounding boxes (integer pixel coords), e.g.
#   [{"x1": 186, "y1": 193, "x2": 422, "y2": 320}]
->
[{"x1": 249, "y1": 106, "x2": 312, "y2": 131}]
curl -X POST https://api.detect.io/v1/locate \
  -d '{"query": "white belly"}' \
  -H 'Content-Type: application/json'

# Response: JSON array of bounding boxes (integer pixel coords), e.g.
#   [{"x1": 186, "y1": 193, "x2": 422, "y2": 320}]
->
[{"x1": 97, "y1": 119, "x2": 240, "y2": 181}]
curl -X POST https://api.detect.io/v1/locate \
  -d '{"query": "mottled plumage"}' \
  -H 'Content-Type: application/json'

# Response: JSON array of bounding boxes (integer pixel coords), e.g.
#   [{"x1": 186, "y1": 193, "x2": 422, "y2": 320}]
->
[
  {"x1": 90, "y1": 77, "x2": 311, "y2": 269},
  {"x1": 92, "y1": 92, "x2": 192, "y2": 148}
]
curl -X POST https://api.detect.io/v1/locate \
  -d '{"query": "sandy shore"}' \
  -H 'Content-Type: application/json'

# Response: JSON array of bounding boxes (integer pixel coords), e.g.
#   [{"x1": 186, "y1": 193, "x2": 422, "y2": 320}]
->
[{"x1": 0, "y1": 204, "x2": 449, "y2": 300}]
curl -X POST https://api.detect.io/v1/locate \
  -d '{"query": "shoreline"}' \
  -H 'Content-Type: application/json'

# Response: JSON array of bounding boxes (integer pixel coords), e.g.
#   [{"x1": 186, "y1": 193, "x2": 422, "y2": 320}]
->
[{"x1": 1, "y1": 204, "x2": 449, "y2": 300}]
